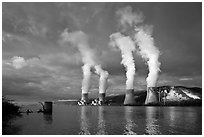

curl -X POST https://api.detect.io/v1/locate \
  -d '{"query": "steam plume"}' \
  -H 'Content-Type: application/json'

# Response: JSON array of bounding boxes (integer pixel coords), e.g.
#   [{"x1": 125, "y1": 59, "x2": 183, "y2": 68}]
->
[
  {"x1": 60, "y1": 28, "x2": 109, "y2": 94},
  {"x1": 116, "y1": 6, "x2": 144, "y2": 32},
  {"x1": 61, "y1": 29, "x2": 95, "y2": 94},
  {"x1": 109, "y1": 32, "x2": 136, "y2": 89},
  {"x1": 134, "y1": 26, "x2": 161, "y2": 87},
  {"x1": 81, "y1": 64, "x2": 92, "y2": 93},
  {"x1": 94, "y1": 65, "x2": 109, "y2": 93},
  {"x1": 116, "y1": 6, "x2": 161, "y2": 88}
]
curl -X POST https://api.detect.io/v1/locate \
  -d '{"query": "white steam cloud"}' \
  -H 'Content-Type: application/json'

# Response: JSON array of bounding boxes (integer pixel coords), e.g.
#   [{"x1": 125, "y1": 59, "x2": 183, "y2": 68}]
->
[
  {"x1": 134, "y1": 26, "x2": 161, "y2": 87},
  {"x1": 94, "y1": 65, "x2": 109, "y2": 93},
  {"x1": 61, "y1": 29, "x2": 95, "y2": 94},
  {"x1": 61, "y1": 29, "x2": 96, "y2": 66},
  {"x1": 11, "y1": 56, "x2": 26, "y2": 69},
  {"x1": 110, "y1": 32, "x2": 136, "y2": 89},
  {"x1": 115, "y1": 6, "x2": 161, "y2": 88},
  {"x1": 60, "y1": 28, "x2": 109, "y2": 94},
  {"x1": 116, "y1": 6, "x2": 144, "y2": 32}
]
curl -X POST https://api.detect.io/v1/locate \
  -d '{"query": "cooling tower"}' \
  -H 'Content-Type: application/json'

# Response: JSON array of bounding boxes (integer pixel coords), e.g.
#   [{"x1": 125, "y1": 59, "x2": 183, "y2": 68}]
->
[
  {"x1": 99, "y1": 93, "x2": 105, "y2": 102},
  {"x1": 123, "y1": 89, "x2": 136, "y2": 105},
  {"x1": 145, "y1": 87, "x2": 159, "y2": 105},
  {"x1": 81, "y1": 93, "x2": 89, "y2": 102}
]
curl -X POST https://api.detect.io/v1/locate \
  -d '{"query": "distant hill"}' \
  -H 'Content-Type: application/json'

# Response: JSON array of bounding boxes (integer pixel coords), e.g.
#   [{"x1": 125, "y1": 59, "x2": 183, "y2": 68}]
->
[
  {"x1": 105, "y1": 86, "x2": 202, "y2": 106},
  {"x1": 56, "y1": 86, "x2": 202, "y2": 106}
]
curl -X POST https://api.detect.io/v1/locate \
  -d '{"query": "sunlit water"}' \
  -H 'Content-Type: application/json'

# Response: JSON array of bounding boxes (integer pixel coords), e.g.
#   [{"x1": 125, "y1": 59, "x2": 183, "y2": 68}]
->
[{"x1": 10, "y1": 104, "x2": 202, "y2": 135}]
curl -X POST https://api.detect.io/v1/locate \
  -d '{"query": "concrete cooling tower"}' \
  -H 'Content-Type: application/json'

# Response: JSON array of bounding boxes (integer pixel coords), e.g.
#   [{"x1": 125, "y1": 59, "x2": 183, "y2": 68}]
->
[
  {"x1": 145, "y1": 87, "x2": 159, "y2": 105},
  {"x1": 124, "y1": 89, "x2": 136, "y2": 105}
]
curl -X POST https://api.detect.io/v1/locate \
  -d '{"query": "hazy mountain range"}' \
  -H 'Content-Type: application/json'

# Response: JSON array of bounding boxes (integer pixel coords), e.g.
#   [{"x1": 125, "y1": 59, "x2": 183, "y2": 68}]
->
[
  {"x1": 56, "y1": 86, "x2": 201, "y2": 106},
  {"x1": 105, "y1": 86, "x2": 202, "y2": 106}
]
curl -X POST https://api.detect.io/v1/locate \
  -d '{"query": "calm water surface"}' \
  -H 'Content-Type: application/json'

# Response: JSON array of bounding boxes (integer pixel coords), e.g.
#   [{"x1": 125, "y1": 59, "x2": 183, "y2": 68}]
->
[{"x1": 11, "y1": 104, "x2": 202, "y2": 135}]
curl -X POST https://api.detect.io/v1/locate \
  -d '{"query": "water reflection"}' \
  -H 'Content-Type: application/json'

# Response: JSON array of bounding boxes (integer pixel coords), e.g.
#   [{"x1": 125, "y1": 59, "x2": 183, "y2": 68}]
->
[
  {"x1": 97, "y1": 106, "x2": 107, "y2": 135},
  {"x1": 168, "y1": 107, "x2": 177, "y2": 129},
  {"x1": 3, "y1": 115, "x2": 22, "y2": 135},
  {"x1": 8, "y1": 105, "x2": 201, "y2": 135},
  {"x1": 145, "y1": 107, "x2": 161, "y2": 135},
  {"x1": 43, "y1": 114, "x2": 53, "y2": 124},
  {"x1": 124, "y1": 107, "x2": 137, "y2": 135},
  {"x1": 79, "y1": 106, "x2": 90, "y2": 135},
  {"x1": 167, "y1": 107, "x2": 195, "y2": 134}
]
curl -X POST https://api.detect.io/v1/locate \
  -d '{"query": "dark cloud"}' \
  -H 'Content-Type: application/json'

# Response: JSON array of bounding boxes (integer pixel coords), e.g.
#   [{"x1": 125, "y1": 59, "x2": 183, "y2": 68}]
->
[{"x1": 2, "y1": 2, "x2": 202, "y2": 101}]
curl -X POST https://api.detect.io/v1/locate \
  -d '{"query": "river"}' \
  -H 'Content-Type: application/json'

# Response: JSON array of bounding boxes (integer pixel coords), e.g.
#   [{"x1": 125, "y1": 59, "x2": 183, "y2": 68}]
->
[{"x1": 6, "y1": 104, "x2": 202, "y2": 135}]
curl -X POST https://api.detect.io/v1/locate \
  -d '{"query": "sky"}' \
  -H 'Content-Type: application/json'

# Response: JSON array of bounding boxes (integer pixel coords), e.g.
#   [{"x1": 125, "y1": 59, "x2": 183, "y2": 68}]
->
[{"x1": 2, "y1": 2, "x2": 202, "y2": 102}]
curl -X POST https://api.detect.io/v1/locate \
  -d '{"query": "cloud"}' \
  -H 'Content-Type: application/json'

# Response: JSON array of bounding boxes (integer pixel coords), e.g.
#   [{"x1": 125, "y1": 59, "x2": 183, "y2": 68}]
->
[
  {"x1": 27, "y1": 17, "x2": 48, "y2": 37},
  {"x1": 3, "y1": 54, "x2": 83, "y2": 101},
  {"x1": 116, "y1": 6, "x2": 144, "y2": 32},
  {"x1": 11, "y1": 56, "x2": 26, "y2": 69},
  {"x1": 179, "y1": 78, "x2": 193, "y2": 81},
  {"x1": 2, "y1": 3, "x2": 202, "y2": 101},
  {"x1": 57, "y1": 3, "x2": 107, "y2": 30},
  {"x1": 60, "y1": 28, "x2": 97, "y2": 65}
]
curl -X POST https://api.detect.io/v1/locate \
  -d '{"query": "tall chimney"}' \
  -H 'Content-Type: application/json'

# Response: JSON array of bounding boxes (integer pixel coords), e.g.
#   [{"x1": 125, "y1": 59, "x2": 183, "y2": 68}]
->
[
  {"x1": 81, "y1": 93, "x2": 89, "y2": 103},
  {"x1": 145, "y1": 87, "x2": 158, "y2": 105},
  {"x1": 124, "y1": 89, "x2": 136, "y2": 105},
  {"x1": 99, "y1": 93, "x2": 105, "y2": 102}
]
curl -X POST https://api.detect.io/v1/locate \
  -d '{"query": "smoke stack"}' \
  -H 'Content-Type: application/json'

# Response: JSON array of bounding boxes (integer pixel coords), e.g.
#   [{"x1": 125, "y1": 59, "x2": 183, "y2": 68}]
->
[
  {"x1": 124, "y1": 89, "x2": 136, "y2": 105},
  {"x1": 145, "y1": 87, "x2": 158, "y2": 105},
  {"x1": 99, "y1": 93, "x2": 105, "y2": 102},
  {"x1": 60, "y1": 29, "x2": 96, "y2": 105},
  {"x1": 109, "y1": 33, "x2": 136, "y2": 106},
  {"x1": 81, "y1": 93, "x2": 89, "y2": 102},
  {"x1": 114, "y1": 6, "x2": 161, "y2": 105},
  {"x1": 94, "y1": 65, "x2": 109, "y2": 104}
]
